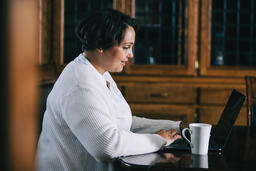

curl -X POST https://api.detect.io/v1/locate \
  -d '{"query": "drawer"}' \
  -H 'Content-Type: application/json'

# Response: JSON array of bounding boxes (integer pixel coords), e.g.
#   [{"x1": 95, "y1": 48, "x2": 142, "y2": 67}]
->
[
  {"x1": 199, "y1": 106, "x2": 246, "y2": 126},
  {"x1": 125, "y1": 83, "x2": 197, "y2": 104},
  {"x1": 130, "y1": 104, "x2": 196, "y2": 123},
  {"x1": 200, "y1": 88, "x2": 245, "y2": 105}
]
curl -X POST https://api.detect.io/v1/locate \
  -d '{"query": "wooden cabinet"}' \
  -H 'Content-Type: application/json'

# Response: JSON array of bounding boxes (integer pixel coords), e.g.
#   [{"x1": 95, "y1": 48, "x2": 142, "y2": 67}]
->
[
  {"x1": 116, "y1": 76, "x2": 246, "y2": 125},
  {"x1": 111, "y1": 0, "x2": 254, "y2": 125},
  {"x1": 39, "y1": 0, "x2": 256, "y2": 125}
]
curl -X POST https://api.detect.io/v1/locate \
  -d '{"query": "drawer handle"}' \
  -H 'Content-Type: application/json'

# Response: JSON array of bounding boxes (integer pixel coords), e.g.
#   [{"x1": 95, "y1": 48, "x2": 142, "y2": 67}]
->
[{"x1": 150, "y1": 93, "x2": 169, "y2": 97}]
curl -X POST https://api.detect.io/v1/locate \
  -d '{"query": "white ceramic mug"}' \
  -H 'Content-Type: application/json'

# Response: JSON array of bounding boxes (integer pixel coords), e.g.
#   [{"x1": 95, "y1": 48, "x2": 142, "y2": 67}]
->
[{"x1": 182, "y1": 123, "x2": 212, "y2": 155}]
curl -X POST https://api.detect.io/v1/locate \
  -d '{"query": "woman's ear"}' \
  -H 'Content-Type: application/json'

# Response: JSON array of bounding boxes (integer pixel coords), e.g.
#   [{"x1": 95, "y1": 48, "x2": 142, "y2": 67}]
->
[{"x1": 96, "y1": 48, "x2": 103, "y2": 54}]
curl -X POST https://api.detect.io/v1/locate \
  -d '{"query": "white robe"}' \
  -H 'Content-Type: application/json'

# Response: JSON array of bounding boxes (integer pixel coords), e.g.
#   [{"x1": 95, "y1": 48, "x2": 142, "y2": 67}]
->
[{"x1": 36, "y1": 54, "x2": 181, "y2": 171}]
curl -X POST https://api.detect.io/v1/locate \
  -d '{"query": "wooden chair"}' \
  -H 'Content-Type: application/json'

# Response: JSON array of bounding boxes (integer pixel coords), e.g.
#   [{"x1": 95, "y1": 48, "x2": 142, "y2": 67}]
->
[
  {"x1": 245, "y1": 76, "x2": 256, "y2": 128},
  {"x1": 39, "y1": 82, "x2": 54, "y2": 134}
]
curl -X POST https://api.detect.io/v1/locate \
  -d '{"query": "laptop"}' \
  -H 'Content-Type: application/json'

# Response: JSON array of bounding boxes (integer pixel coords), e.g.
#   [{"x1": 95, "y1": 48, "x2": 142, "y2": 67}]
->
[{"x1": 163, "y1": 89, "x2": 246, "y2": 152}]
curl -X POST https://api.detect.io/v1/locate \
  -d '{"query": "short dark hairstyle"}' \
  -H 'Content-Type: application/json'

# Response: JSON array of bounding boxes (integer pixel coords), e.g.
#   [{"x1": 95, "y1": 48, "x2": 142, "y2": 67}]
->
[{"x1": 75, "y1": 8, "x2": 137, "y2": 51}]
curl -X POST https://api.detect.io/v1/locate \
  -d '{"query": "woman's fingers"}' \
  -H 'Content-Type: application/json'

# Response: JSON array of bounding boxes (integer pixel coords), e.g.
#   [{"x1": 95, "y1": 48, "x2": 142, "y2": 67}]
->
[
  {"x1": 168, "y1": 129, "x2": 178, "y2": 136},
  {"x1": 156, "y1": 129, "x2": 182, "y2": 146},
  {"x1": 173, "y1": 134, "x2": 182, "y2": 140}
]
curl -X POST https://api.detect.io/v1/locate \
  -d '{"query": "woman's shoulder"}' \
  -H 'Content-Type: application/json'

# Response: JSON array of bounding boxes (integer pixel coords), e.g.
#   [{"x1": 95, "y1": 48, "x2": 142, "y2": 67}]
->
[{"x1": 54, "y1": 58, "x2": 93, "y2": 87}]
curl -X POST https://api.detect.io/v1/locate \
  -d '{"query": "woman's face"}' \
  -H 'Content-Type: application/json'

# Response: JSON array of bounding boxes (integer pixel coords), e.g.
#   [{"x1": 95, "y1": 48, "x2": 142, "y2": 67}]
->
[{"x1": 102, "y1": 26, "x2": 135, "y2": 73}]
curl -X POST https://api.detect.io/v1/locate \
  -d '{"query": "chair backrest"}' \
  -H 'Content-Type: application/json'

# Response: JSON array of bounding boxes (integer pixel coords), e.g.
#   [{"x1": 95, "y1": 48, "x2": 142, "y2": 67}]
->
[
  {"x1": 39, "y1": 82, "x2": 54, "y2": 134},
  {"x1": 245, "y1": 76, "x2": 256, "y2": 127}
]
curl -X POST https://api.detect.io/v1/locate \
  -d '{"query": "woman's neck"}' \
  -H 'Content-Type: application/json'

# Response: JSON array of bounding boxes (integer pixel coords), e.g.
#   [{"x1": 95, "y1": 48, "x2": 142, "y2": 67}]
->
[{"x1": 82, "y1": 51, "x2": 105, "y2": 75}]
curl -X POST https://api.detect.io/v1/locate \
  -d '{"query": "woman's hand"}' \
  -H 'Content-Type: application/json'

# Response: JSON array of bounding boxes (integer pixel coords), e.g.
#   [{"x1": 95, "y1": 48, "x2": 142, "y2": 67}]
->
[{"x1": 156, "y1": 129, "x2": 182, "y2": 146}]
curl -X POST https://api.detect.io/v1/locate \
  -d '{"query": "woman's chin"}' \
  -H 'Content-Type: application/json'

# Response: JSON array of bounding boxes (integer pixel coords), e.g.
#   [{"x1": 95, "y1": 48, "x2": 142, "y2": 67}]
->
[
  {"x1": 117, "y1": 66, "x2": 124, "y2": 72},
  {"x1": 110, "y1": 67, "x2": 124, "y2": 73}
]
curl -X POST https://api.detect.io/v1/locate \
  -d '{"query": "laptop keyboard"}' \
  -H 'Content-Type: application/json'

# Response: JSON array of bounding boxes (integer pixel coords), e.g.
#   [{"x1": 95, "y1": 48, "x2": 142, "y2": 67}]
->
[{"x1": 168, "y1": 139, "x2": 190, "y2": 149}]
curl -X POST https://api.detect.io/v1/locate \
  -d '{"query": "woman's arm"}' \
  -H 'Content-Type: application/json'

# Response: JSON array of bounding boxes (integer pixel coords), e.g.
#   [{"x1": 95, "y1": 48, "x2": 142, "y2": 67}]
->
[
  {"x1": 131, "y1": 116, "x2": 182, "y2": 134},
  {"x1": 62, "y1": 88, "x2": 167, "y2": 162}
]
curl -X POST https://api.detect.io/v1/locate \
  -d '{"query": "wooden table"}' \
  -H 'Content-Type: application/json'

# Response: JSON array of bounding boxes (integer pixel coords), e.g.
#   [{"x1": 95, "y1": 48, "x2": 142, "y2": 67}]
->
[{"x1": 114, "y1": 126, "x2": 256, "y2": 171}]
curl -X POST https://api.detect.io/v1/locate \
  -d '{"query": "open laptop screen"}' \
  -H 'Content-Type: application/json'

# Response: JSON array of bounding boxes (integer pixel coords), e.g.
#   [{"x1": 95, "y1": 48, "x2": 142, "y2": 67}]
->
[{"x1": 212, "y1": 89, "x2": 246, "y2": 147}]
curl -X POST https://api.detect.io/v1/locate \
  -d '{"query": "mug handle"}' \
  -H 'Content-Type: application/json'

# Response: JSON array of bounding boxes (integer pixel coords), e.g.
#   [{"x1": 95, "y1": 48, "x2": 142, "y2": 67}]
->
[{"x1": 182, "y1": 128, "x2": 193, "y2": 148}]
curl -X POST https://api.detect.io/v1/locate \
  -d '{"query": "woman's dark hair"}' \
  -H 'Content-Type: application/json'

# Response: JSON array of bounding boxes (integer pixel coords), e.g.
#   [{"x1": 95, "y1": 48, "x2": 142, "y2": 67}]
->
[{"x1": 75, "y1": 8, "x2": 137, "y2": 51}]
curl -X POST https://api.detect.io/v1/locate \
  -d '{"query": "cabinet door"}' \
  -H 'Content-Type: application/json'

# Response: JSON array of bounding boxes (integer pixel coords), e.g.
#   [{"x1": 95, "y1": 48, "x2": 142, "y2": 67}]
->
[
  {"x1": 130, "y1": 104, "x2": 195, "y2": 123},
  {"x1": 117, "y1": 0, "x2": 199, "y2": 76},
  {"x1": 200, "y1": 0, "x2": 256, "y2": 77}
]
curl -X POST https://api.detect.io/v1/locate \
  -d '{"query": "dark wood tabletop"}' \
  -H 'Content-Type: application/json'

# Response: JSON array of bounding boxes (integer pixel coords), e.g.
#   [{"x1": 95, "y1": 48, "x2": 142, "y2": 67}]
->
[{"x1": 114, "y1": 126, "x2": 256, "y2": 171}]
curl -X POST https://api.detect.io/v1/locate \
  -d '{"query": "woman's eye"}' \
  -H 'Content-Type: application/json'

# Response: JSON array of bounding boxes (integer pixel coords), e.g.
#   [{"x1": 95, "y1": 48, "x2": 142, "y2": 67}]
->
[{"x1": 123, "y1": 46, "x2": 130, "y2": 50}]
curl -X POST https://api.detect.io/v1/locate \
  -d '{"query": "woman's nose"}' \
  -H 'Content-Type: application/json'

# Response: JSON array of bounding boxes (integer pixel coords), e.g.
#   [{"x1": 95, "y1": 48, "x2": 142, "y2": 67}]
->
[{"x1": 128, "y1": 49, "x2": 134, "y2": 58}]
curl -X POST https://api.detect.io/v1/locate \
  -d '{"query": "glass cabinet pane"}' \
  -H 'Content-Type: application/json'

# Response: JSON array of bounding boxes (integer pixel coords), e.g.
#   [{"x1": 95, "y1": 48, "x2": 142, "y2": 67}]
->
[
  {"x1": 63, "y1": 0, "x2": 113, "y2": 63},
  {"x1": 211, "y1": 0, "x2": 256, "y2": 66},
  {"x1": 134, "y1": 0, "x2": 186, "y2": 65}
]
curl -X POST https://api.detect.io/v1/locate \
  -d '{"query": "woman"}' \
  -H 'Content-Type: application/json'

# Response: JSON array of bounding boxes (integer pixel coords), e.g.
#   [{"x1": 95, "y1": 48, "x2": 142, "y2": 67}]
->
[{"x1": 36, "y1": 8, "x2": 184, "y2": 171}]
